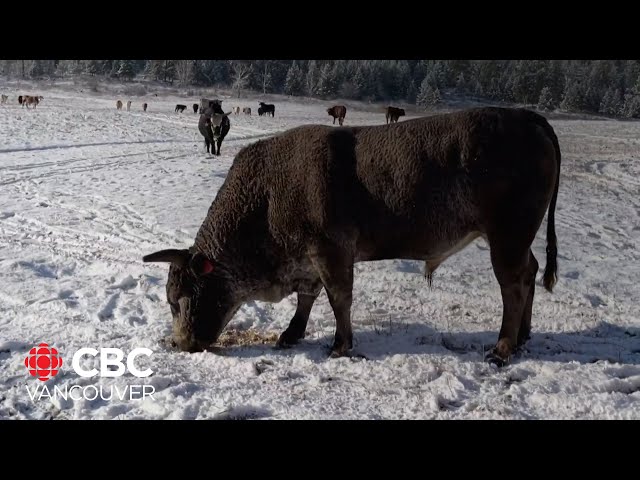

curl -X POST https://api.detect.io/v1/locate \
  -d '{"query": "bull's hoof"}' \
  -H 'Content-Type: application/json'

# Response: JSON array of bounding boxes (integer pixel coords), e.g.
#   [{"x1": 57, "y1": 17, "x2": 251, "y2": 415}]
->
[
  {"x1": 275, "y1": 329, "x2": 304, "y2": 349},
  {"x1": 485, "y1": 350, "x2": 510, "y2": 367},
  {"x1": 329, "y1": 349, "x2": 348, "y2": 359},
  {"x1": 328, "y1": 343, "x2": 353, "y2": 358}
]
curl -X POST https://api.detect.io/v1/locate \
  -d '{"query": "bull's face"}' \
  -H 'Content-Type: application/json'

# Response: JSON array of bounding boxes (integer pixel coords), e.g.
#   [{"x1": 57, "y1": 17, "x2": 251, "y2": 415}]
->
[{"x1": 143, "y1": 249, "x2": 240, "y2": 352}]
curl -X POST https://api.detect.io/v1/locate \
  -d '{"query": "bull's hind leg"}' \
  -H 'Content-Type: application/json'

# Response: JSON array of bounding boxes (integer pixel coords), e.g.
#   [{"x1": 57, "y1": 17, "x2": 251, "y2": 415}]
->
[
  {"x1": 276, "y1": 288, "x2": 322, "y2": 348},
  {"x1": 486, "y1": 238, "x2": 537, "y2": 367},
  {"x1": 308, "y1": 243, "x2": 354, "y2": 358},
  {"x1": 517, "y1": 250, "x2": 539, "y2": 348}
]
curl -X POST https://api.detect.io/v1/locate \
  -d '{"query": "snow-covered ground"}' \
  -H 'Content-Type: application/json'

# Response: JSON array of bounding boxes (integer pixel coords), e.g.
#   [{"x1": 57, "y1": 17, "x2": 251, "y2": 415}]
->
[{"x1": 0, "y1": 84, "x2": 638, "y2": 419}]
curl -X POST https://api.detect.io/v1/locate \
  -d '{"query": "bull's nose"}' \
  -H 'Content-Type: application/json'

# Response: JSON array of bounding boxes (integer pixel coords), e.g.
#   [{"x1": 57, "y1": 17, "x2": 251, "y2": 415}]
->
[
  {"x1": 173, "y1": 335, "x2": 203, "y2": 353},
  {"x1": 172, "y1": 335, "x2": 216, "y2": 353}
]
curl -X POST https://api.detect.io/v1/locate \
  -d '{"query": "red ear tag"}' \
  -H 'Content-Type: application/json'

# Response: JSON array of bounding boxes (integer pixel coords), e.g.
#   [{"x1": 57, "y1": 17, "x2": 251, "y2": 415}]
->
[{"x1": 201, "y1": 259, "x2": 214, "y2": 274}]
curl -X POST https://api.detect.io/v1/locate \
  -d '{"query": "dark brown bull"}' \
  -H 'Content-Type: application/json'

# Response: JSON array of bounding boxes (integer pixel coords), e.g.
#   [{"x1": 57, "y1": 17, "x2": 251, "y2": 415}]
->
[
  {"x1": 386, "y1": 106, "x2": 405, "y2": 124},
  {"x1": 327, "y1": 105, "x2": 347, "y2": 126},
  {"x1": 22, "y1": 95, "x2": 43, "y2": 109},
  {"x1": 144, "y1": 107, "x2": 561, "y2": 367}
]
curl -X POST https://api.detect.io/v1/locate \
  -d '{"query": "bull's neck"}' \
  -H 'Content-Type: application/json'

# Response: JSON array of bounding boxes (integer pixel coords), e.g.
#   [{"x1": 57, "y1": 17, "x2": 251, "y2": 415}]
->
[{"x1": 192, "y1": 180, "x2": 276, "y2": 282}]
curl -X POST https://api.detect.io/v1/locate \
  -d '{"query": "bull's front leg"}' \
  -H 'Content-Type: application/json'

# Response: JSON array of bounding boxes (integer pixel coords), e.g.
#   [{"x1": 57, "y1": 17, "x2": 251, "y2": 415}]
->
[
  {"x1": 309, "y1": 243, "x2": 354, "y2": 358},
  {"x1": 276, "y1": 288, "x2": 321, "y2": 348}
]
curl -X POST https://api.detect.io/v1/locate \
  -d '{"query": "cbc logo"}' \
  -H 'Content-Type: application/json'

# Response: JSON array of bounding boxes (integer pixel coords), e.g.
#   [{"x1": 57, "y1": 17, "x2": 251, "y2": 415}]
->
[
  {"x1": 72, "y1": 347, "x2": 152, "y2": 378},
  {"x1": 25, "y1": 343, "x2": 63, "y2": 381},
  {"x1": 25, "y1": 343, "x2": 153, "y2": 380}
]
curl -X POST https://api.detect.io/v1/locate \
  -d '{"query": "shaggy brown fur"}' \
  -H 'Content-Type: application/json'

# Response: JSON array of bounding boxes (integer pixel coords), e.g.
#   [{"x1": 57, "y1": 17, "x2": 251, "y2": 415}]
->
[
  {"x1": 144, "y1": 107, "x2": 561, "y2": 366},
  {"x1": 116, "y1": 100, "x2": 123, "y2": 110},
  {"x1": 327, "y1": 105, "x2": 347, "y2": 126}
]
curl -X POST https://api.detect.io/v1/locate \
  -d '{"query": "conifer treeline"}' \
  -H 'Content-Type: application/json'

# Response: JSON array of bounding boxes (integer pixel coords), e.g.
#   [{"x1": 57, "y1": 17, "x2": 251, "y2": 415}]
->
[{"x1": 3, "y1": 60, "x2": 640, "y2": 117}]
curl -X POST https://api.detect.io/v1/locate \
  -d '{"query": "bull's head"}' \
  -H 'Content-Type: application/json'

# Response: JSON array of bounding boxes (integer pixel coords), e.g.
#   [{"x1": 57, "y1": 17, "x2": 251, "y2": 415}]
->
[{"x1": 143, "y1": 248, "x2": 240, "y2": 352}]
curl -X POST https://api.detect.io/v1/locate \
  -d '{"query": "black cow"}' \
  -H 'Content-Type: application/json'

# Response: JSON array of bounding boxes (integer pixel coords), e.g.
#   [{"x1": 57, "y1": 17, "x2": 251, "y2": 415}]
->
[
  {"x1": 258, "y1": 102, "x2": 275, "y2": 117},
  {"x1": 198, "y1": 107, "x2": 231, "y2": 156}
]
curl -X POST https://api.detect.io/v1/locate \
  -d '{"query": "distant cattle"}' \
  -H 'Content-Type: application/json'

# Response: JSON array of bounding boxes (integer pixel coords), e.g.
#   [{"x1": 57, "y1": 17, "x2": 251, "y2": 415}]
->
[
  {"x1": 327, "y1": 105, "x2": 347, "y2": 126},
  {"x1": 243, "y1": 107, "x2": 251, "y2": 115},
  {"x1": 175, "y1": 104, "x2": 187, "y2": 113},
  {"x1": 385, "y1": 106, "x2": 405, "y2": 124},
  {"x1": 198, "y1": 106, "x2": 231, "y2": 156},
  {"x1": 143, "y1": 103, "x2": 148, "y2": 112},
  {"x1": 258, "y1": 102, "x2": 275, "y2": 117},
  {"x1": 116, "y1": 100, "x2": 123, "y2": 110},
  {"x1": 1, "y1": 94, "x2": 7, "y2": 104},
  {"x1": 127, "y1": 100, "x2": 132, "y2": 111},
  {"x1": 22, "y1": 96, "x2": 43, "y2": 109},
  {"x1": 193, "y1": 103, "x2": 199, "y2": 114},
  {"x1": 233, "y1": 106, "x2": 241, "y2": 115}
]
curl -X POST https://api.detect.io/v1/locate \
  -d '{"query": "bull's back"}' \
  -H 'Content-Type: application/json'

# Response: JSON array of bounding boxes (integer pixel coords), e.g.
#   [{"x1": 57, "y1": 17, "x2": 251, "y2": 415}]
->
[{"x1": 240, "y1": 108, "x2": 556, "y2": 258}]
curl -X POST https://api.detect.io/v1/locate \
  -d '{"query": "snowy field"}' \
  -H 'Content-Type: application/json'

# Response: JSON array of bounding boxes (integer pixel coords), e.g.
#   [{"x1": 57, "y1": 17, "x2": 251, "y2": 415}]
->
[{"x1": 0, "y1": 84, "x2": 639, "y2": 419}]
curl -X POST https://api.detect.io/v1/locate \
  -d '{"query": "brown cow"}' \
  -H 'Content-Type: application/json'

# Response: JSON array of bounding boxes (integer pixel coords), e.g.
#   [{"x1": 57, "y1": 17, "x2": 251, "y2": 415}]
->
[
  {"x1": 242, "y1": 107, "x2": 252, "y2": 115},
  {"x1": 143, "y1": 107, "x2": 561, "y2": 367},
  {"x1": 127, "y1": 100, "x2": 132, "y2": 111},
  {"x1": 143, "y1": 103, "x2": 148, "y2": 112},
  {"x1": 327, "y1": 105, "x2": 347, "y2": 126},
  {"x1": 22, "y1": 96, "x2": 43, "y2": 109},
  {"x1": 116, "y1": 100, "x2": 123, "y2": 110},
  {"x1": 386, "y1": 106, "x2": 406, "y2": 124}
]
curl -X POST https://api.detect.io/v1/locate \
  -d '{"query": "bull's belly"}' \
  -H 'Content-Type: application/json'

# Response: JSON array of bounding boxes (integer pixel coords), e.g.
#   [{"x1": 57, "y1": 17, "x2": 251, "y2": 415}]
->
[{"x1": 355, "y1": 230, "x2": 484, "y2": 270}]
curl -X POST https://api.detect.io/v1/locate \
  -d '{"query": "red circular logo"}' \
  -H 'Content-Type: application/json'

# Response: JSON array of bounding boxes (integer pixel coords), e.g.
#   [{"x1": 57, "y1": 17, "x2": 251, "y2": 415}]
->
[{"x1": 24, "y1": 343, "x2": 62, "y2": 381}]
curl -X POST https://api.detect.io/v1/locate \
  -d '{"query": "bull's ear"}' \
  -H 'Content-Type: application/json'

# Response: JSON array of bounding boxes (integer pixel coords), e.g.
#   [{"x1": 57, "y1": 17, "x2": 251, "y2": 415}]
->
[
  {"x1": 189, "y1": 252, "x2": 215, "y2": 276},
  {"x1": 143, "y1": 249, "x2": 190, "y2": 267}
]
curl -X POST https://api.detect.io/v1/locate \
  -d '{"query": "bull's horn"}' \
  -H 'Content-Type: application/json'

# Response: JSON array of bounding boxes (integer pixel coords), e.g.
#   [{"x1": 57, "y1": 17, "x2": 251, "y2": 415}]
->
[{"x1": 143, "y1": 249, "x2": 190, "y2": 267}]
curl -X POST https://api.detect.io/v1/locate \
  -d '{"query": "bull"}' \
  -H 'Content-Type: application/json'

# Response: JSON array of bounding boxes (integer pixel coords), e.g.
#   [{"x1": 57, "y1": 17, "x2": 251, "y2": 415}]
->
[{"x1": 144, "y1": 107, "x2": 561, "y2": 366}]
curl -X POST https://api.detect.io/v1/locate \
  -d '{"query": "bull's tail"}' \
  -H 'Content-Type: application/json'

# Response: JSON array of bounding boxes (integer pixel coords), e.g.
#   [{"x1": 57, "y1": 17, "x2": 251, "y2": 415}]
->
[{"x1": 529, "y1": 111, "x2": 561, "y2": 292}]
